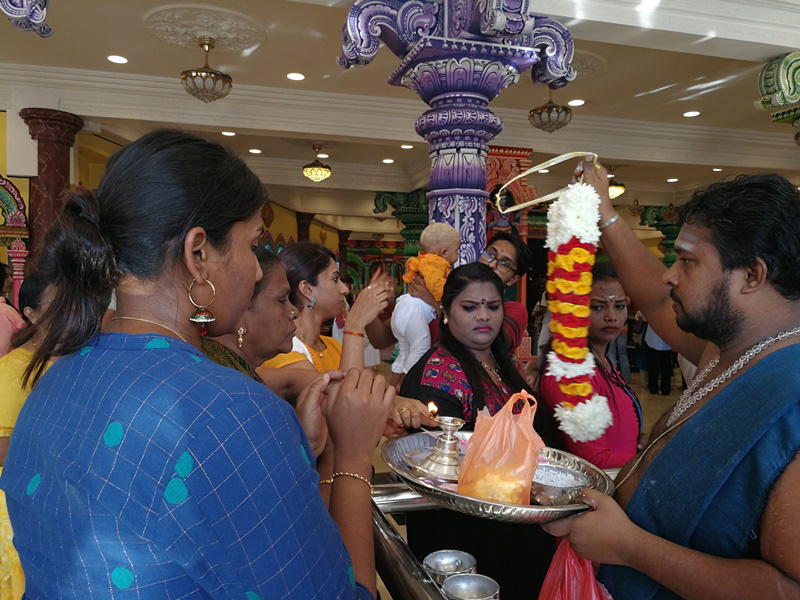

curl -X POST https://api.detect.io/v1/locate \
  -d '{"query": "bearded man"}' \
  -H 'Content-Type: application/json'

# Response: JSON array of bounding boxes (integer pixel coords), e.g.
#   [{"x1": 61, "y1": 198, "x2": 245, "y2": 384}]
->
[{"x1": 544, "y1": 160, "x2": 800, "y2": 600}]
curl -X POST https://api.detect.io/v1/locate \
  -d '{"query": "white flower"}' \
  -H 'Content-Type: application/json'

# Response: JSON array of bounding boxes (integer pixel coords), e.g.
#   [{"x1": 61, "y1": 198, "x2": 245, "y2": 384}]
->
[
  {"x1": 554, "y1": 394, "x2": 613, "y2": 442},
  {"x1": 545, "y1": 183, "x2": 602, "y2": 250},
  {"x1": 545, "y1": 351, "x2": 596, "y2": 380}
]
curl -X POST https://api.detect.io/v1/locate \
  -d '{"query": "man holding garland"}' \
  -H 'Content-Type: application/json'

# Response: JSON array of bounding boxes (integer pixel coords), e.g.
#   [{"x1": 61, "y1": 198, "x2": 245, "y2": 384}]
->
[{"x1": 544, "y1": 156, "x2": 800, "y2": 599}]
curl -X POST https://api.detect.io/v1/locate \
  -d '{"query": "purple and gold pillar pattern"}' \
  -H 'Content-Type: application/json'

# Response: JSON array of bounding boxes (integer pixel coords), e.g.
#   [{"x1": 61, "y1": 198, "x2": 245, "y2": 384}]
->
[{"x1": 340, "y1": 0, "x2": 575, "y2": 263}]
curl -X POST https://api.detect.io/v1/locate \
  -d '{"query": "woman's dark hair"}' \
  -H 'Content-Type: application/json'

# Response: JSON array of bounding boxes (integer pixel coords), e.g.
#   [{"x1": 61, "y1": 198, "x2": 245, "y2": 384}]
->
[
  {"x1": 439, "y1": 263, "x2": 555, "y2": 443},
  {"x1": 678, "y1": 174, "x2": 800, "y2": 300},
  {"x1": 252, "y1": 247, "x2": 283, "y2": 298},
  {"x1": 279, "y1": 242, "x2": 336, "y2": 307},
  {"x1": 11, "y1": 272, "x2": 49, "y2": 348},
  {"x1": 486, "y1": 232, "x2": 533, "y2": 276},
  {"x1": 24, "y1": 129, "x2": 265, "y2": 386},
  {"x1": 590, "y1": 260, "x2": 619, "y2": 284}
]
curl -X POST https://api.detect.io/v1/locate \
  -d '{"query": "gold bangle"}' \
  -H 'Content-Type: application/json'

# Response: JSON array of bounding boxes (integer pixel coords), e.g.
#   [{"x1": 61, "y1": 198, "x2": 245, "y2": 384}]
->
[
  {"x1": 331, "y1": 471, "x2": 373, "y2": 492},
  {"x1": 319, "y1": 478, "x2": 334, "y2": 485}
]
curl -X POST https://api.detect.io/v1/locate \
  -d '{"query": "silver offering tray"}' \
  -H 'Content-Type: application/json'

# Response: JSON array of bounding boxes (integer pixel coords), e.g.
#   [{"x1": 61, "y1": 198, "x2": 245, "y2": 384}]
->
[{"x1": 382, "y1": 432, "x2": 615, "y2": 524}]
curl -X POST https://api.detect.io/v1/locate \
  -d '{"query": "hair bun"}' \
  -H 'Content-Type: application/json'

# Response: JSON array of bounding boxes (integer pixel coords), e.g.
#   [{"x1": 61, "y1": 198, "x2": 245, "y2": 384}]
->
[{"x1": 65, "y1": 189, "x2": 103, "y2": 231}]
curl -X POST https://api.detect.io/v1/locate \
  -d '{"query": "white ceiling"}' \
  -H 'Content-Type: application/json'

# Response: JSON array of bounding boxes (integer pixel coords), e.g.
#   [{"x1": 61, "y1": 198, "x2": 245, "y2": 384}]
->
[{"x1": 1, "y1": 0, "x2": 798, "y2": 236}]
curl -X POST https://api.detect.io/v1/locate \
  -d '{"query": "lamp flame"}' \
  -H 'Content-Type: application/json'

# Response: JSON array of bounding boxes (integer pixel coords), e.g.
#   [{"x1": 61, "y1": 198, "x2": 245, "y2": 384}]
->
[{"x1": 428, "y1": 402, "x2": 438, "y2": 417}]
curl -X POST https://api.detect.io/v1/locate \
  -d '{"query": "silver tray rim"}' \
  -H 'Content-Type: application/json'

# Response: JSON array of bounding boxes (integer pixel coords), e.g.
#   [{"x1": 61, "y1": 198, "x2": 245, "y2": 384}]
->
[{"x1": 380, "y1": 432, "x2": 616, "y2": 524}]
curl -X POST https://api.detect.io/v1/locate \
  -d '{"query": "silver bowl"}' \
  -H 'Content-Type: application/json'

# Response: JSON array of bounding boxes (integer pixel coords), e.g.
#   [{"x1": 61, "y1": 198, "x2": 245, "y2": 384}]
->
[
  {"x1": 441, "y1": 573, "x2": 500, "y2": 599},
  {"x1": 531, "y1": 464, "x2": 590, "y2": 506},
  {"x1": 423, "y1": 549, "x2": 477, "y2": 586},
  {"x1": 381, "y1": 432, "x2": 614, "y2": 524}
]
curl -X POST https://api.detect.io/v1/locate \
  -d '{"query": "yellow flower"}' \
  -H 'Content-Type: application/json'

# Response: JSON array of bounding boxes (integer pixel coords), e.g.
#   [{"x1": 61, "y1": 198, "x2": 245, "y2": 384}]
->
[
  {"x1": 552, "y1": 340, "x2": 589, "y2": 360},
  {"x1": 559, "y1": 382, "x2": 593, "y2": 397}
]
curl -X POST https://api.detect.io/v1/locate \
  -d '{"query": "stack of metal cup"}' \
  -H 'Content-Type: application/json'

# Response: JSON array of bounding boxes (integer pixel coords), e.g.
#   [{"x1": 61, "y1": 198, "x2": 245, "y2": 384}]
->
[{"x1": 423, "y1": 550, "x2": 500, "y2": 599}]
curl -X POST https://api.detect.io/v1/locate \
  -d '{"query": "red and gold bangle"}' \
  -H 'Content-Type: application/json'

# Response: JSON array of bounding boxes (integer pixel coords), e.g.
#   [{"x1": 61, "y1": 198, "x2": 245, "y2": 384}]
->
[{"x1": 343, "y1": 330, "x2": 365, "y2": 338}]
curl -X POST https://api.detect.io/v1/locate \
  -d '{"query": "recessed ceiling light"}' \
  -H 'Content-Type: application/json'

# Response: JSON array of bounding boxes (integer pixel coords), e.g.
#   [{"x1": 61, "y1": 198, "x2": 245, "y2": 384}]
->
[
  {"x1": 683, "y1": 110, "x2": 701, "y2": 118},
  {"x1": 400, "y1": 144, "x2": 414, "y2": 149},
  {"x1": 287, "y1": 72, "x2": 305, "y2": 81},
  {"x1": 539, "y1": 169, "x2": 550, "y2": 174},
  {"x1": 249, "y1": 149, "x2": 262, "y2": 154},
  {"x1": 317, "y1": 153, "x2": 329, "y2": 159},
  {"x1": 712, "y1": 168, "x2": 722, "y2": 172},
  {"x1": 382, "y1": 159, "x2": 394, "y2": 164},
  {"x1": 667, "y1": 178, "x2": 679, "y2": 183},
  {"x1": 567, "y1": 99, "x2": 585, "y2": 107},
  {"x1": 107, "y1": 55, "x2": 128, "y2": 64},
  {"x1": 607, "y1": 174, "x2": 614, "y2": 179},
  {"x1": 221, "y1": 131, "x2": 236, "y2": 137}
]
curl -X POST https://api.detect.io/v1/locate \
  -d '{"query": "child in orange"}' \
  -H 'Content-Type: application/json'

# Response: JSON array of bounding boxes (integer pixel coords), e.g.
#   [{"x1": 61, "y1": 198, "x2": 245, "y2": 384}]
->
[{"x1": 391, "y1": 223, "x2": 461, "y2": 386}]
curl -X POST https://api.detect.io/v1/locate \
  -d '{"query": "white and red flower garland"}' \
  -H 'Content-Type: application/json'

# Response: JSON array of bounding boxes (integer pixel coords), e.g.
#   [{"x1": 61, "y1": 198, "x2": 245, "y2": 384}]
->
[{"x1": 544, "y1": 183, "x2": 613, "y2": 442}]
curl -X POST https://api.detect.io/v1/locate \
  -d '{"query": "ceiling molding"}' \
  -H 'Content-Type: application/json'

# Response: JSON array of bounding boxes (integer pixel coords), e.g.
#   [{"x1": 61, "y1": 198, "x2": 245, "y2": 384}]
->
[
  {"x1": 543, "y1": 0, "x2": 800, "y2": 61},
  {"x1": 2, "y1": 63, "x2": 796, "y2": 172}
]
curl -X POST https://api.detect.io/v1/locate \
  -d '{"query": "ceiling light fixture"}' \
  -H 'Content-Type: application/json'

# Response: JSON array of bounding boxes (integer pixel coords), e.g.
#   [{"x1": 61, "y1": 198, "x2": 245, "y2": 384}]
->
[
  {"x1": 221, "y1": 131, "x2": 236, "y2": 136},
  {"x1": 180, "y1": 36, "x2": 232, "y2": 103},
  {"x1": 303, "y1": 144, "x2": 332, "y2": 182},
  {"x1": 107, "y1": 55, "x2": 128, "y2": 64},
  {"x1": 539, "y1": 169, "x2": 550, "y2": 174},
  {"x1": 400, "y1": 144, "x2": 414, "y2": 149},
  {"x1": 287, "y1": 72, "x2": 305, "y2": 81},
  {"x1": 567, "y1": 99, "x2": 585, "y2": 107},
  {"x1": 383, "y1": 159, "x2": 395, "y2": 164},
  {"x1": 249, "y1": 149, "x2": 262, "y2": 154},
  {"x1": 712, "y1": 168, "x2": 722, "y2": 172},
  {"x1": 683, "y1": 110, "x2": 701, "y2": 118},
  {"x1": 529, "y1": 89, "x2": 573, "y2": 134},
  {"x1": 667, "y1": 178, "x2": 679, "y2": 183},
  {"x1": 317, "y1": 152, "x2": 329, "y2": 159}
]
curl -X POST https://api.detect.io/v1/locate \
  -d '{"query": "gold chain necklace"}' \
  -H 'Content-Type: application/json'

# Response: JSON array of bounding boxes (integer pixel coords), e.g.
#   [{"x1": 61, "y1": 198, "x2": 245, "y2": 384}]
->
[{"x1": 112, "y1": 316, "x2": 188, "y2": 343}]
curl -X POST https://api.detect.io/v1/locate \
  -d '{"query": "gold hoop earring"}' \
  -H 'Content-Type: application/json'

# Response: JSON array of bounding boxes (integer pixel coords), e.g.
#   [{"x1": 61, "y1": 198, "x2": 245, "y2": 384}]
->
[
  {"x1": 237, "y1": 327, "x2": 245, "y2": 348},
  {"x1": 188, "y1": 278, "x2": 216, "y2": 335}
]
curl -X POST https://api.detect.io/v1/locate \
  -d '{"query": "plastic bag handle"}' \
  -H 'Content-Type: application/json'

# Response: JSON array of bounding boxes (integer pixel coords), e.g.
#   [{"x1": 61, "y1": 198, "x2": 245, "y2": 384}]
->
[{"x1": 493, "y1": 151, "x2": 599, "y2": 214}]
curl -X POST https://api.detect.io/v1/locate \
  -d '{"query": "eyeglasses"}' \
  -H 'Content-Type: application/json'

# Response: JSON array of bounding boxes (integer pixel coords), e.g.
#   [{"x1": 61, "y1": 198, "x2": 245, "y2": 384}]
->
[{"x1": 481, "y1": 249, "x2": 516, "y2": 275}]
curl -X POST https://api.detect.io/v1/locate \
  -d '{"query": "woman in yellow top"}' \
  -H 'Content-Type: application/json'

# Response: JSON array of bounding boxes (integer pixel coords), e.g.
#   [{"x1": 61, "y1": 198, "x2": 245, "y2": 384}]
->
[
  {"x1": 0, "y1": 273, "x2": 53, "y2": 599},
  {"x1": 263, "y1": 242, "x2": 391, "y2": 372}
]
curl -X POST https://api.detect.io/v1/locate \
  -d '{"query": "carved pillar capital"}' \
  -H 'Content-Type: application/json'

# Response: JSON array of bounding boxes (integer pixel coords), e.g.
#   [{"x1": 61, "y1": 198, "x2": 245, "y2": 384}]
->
[
  {"x1": 296, "y1": 211, "x2": 315, "y2": 242},
  {"x1": 20, "y1": 108, "x2": 84, "y2": 145}
]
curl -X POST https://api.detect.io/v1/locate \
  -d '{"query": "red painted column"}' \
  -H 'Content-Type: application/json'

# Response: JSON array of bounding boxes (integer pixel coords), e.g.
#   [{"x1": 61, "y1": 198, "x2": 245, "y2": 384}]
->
[{"x1": 19, "y1": 108, "x2": 84, "y2": 256}]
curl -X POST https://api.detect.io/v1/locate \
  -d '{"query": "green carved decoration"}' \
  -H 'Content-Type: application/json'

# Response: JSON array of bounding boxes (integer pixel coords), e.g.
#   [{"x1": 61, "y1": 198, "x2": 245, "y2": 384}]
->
[
  {"x1": 757, "y1": 52, "x2": 800, "y2": 110},
  {"x1": 374, "y1": 188, "x2": 429, "y2": 257},
  {"x1": 640, "y1": 205, "x2": 680, "y2": 266},
  {"x1": 756, "y1": 51, "x2": 800, "y2": 145}
]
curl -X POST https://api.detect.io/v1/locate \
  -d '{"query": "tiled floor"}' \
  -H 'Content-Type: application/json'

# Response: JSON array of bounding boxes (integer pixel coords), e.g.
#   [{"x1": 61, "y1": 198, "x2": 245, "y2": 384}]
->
[{"x1": 372, "y1": 365, "x2": 684, "y2": 599}]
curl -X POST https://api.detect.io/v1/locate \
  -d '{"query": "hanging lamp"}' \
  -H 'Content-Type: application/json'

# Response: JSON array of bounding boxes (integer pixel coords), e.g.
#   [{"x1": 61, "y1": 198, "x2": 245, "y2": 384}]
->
[
  {"x1": 302, "y1": 144, "x2": 332, "y2": 182},
  {"x1": 180, "y1": 36, "x2": 233, "y2": 103}
]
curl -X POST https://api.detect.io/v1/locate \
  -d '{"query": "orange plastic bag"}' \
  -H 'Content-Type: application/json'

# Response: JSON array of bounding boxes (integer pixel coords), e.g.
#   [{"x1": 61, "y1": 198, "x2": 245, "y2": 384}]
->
[
  {"x1": 457, "y1": 391, "x2": 544, "y2": 505},
  {"x1": 538, "y1": 541, "x2": 614, "y2": 600}
]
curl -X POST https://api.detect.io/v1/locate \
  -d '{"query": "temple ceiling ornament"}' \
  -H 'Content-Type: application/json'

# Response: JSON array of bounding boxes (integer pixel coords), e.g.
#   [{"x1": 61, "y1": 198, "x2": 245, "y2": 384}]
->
[
  {"x1": 1, "y1": 0, "x2": 51, "y2": 37},
  {"x1": 339, "y1": 0, "x2": 575, "y2": 263},
  {"x1": 756, "y1": 51, "x2": 800, "y2": 147},
  {"x1": 144, "y1": 5, "x2": 265, "y2": 53}
]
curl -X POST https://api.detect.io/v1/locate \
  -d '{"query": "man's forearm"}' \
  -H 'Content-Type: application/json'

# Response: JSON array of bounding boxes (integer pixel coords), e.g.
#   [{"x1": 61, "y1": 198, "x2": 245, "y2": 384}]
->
[{"x1": 624, "y1": 528, "x2": 800, "y2": 600}]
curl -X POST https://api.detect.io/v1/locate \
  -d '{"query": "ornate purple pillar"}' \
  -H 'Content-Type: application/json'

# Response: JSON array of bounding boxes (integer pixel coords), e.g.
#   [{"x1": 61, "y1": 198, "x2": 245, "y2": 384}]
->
[{"x1": 340, "y1": 0, "x2": 575, "y2": 263}]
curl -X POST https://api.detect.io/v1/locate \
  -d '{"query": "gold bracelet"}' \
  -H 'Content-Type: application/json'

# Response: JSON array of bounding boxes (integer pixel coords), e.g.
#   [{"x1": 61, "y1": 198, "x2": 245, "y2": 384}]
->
[
  {"x1": 319, "y1": 477, "x2": 334, "y2": 485},
  {"x1": 331, "y1": 471, "x2": 373, "y2": 492}
]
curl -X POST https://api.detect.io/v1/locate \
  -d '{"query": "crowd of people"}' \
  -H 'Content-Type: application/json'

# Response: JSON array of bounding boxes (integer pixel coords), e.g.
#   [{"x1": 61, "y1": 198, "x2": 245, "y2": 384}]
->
[{"x1": 0, "y1": 131, "x2": 797, "y2": 599}]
